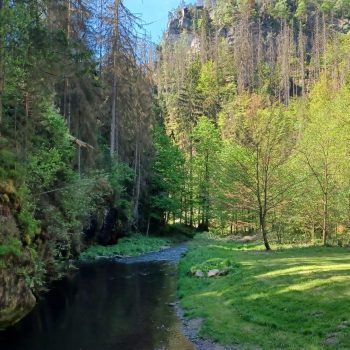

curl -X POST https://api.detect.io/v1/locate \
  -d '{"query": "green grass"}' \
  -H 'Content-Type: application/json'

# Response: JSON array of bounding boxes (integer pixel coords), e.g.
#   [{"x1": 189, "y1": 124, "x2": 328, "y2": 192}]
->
[
  {"x1": 178, "y1": 234, "x2": 350, "y2": 349},
  {"x1": 80, "y1": 234, "x2": 172, "y2": 260}
]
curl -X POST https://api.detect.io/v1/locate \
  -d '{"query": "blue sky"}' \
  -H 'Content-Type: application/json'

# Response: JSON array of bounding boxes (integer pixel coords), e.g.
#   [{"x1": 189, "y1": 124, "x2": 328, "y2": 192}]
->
[{"x1": 123, "y1": 0, "x2": 185, "y2": 43}]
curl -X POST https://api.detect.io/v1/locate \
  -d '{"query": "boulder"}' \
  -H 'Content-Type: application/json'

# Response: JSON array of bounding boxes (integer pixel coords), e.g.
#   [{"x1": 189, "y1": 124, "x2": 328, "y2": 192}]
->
[
  {"x1": 0, "y1": 271, "x2": 36, "y2": 330},
  {"x1": 207, "y1": 269, "x2": 229, "y2": 277},
  {"x1": 207, "y1": 269, "x2": 221, "y2": 277}
]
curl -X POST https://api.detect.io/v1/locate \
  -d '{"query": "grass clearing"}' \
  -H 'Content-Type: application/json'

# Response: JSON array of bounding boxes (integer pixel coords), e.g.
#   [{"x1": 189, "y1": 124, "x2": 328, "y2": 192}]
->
[
  {"x1": 80, "y1": 234, "x2": 171, "y2": 260},
  {"x1": 178, "y1": 234, "x2": 350, "y2": 349}
]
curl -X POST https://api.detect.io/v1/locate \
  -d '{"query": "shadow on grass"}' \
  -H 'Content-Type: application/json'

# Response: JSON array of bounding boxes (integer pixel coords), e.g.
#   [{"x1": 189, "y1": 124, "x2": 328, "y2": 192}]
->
[{"x1": 178, "y1": 241, "x2": 350, "y2": 349}]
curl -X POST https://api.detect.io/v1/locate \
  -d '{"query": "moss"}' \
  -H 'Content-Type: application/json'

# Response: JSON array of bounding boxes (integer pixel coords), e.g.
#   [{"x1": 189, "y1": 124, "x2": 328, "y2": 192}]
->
[{"x1": 0, "y1": 238, "x2": 22, "y2": 258}]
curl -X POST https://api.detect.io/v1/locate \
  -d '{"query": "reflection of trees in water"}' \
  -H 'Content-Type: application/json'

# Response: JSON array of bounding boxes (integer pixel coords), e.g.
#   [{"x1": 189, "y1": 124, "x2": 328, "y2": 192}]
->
[
  {"x1": 0, "y1": 261, "x2": 190, "y2": 350},
  {"x1": 102, "y1": 262, "x2": 176, "y2": 349}
]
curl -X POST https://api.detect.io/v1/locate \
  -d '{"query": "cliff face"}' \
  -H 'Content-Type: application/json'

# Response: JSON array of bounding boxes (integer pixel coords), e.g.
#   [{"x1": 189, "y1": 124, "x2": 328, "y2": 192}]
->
[
  {"x1": 166, "y1": 5, "x2": 206, "y2": 49},
  {"x1": 0, "y1": 269, "x2": 36, "y2": 330},
  {"x1": 165, "y1": 2, "x2": 350, "y2": 47},
  {"x1": 0, "y1": 181, "x2": 36, "y2": 330},
  {"x1": 167, "y1": 6, "x2": 203, "y2": 39}
]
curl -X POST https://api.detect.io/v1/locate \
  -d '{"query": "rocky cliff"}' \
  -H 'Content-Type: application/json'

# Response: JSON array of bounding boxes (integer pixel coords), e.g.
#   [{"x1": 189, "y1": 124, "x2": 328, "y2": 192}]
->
[
  {"x1": 0, "y1": 181, "x2": 36, "y2": 330},
  {"x1": 164, "y1": 2, "x2": 350, "y2": 47}
]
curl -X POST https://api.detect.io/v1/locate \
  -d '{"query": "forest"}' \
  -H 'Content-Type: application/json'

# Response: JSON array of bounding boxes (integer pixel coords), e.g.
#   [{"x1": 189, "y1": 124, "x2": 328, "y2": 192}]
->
[
  {"x1": 157, "y1": 0, "x2": 350, "y2": 251},
  {"x1": 1, "y1": 0, "x2": 350, "y2": 348}
]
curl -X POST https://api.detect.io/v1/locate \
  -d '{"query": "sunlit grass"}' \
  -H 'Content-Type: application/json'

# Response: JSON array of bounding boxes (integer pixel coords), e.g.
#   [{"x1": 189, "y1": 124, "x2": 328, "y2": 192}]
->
[{"x1": 178, "y1": 234, "x2": 350, "y2": 349}]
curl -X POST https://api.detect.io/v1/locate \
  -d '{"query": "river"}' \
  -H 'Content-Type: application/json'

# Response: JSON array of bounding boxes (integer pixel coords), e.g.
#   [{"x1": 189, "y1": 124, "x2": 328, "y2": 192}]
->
[{"x1": 0, "y1": 246, "x2": 195, "y2": 350}]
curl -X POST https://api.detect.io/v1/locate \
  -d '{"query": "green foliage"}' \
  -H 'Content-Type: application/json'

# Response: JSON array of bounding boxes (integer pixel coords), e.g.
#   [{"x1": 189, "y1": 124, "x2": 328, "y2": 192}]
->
[
  {"x1": 197, "y1": 61, "x2": 220, "y2": 119},
  {"x1": 59, "y1": 174, "x2": 110, "y2": 233},
  {"x1": 28, "y1": 149, "x2": 65, "y2": 190},
  {"x1": 0, "y1": 139, "x2": 22, "y2": 182},
  {"x1": 320, "y1": 0, "x2": 335, "y2": 13},
  {"x1": 212, "y1": 0, "x2": 235, "y2": 27},
  {"x1": 109, "y1": 160, "x2": 134, "y2": 219},
  {"x1": 271, "y1": 0, "x2": 290, "y2": 19},
  {"x1": 27, "y1": 105, "x2": 73, "y2": 192},
  {"x1": 192, "y1": 117, "x2": 222, "y2": 226},
  {"x1": 295, "y1": 0, "x2": 306, "y2": 18},
  {"x1": 16, "y1": 204, "x2": 40, "y2": 241},
  {"x1": 151, "y1": 124, "x2": 185, "y2": 221},
  {"x1": 23, "y1": 249, "x2": 47, "y2": 291},
  {"x1": 0, "y1": 238, "x2": 22, "y2": 258}
]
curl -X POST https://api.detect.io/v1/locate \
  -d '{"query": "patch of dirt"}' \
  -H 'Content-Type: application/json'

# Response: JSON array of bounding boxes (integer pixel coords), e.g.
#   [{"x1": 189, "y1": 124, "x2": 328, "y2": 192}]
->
[{"x1": 175, "y1": 304, "x2": 240, "y2": 350}]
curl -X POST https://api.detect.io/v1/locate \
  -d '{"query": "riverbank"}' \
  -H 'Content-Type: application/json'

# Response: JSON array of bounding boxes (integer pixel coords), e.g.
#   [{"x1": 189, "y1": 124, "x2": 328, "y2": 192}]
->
[
  {"x1": 177, "y1": 234, "x2": 350, "y2": 349},
  {"x1": 80, "y1": 225, "x2": 195, "y2": 260},
  {"x1": 79, "y1": 234, "x2": 173, "y2": 260}
]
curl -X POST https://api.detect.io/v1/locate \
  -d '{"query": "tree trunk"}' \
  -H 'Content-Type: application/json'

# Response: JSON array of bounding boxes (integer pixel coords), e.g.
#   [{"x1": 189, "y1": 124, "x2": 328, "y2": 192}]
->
[
  {"x1": 204, "y1": 149, "x2": 209, "y2": 228},
  {"x1": 0, "y1": 0, "x2": 5, "y2": 126},
  {"x1": 110, "y1": 53, "x2": 117, "y2": 156},
  {"x1": 110, "y1": 0, "x2": 120, "y2": 157},
  {"x1": 322, "y1": 191, "x2": 328, "y2": 246},
  {"x1": 260, "y1": 213, "x2": 271, "y2": 251},
  {"x1": 322, "y1": 163, "x2": 329, "y2": 246},
  {"x1": 133, "y1": 141, "x2": 141, "y2": 226},
  {"x1": 146, "y1": 216, "x2": 150, "y2": 236},
  {"x1": 314, "y1": 11, "x2": 321, "y2": 78},
  {"x1": 322, "y1": 12, "x2": 327, "y2": 72},
  {"x1": 256, "y1": 145, "x2": 271, "y2": 251},
  {"x1": 299, "y1": 20, "x2": 305, "y2": 96},
  {"x1": 189, "y1": 129, "x2": 194, "y2": 228}
]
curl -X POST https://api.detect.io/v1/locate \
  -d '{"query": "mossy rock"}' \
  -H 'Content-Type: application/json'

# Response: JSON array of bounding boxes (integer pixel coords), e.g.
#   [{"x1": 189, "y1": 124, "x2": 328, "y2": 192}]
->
[{"x1": 0, "y1": 271, "x2": 36, "y2": 330}]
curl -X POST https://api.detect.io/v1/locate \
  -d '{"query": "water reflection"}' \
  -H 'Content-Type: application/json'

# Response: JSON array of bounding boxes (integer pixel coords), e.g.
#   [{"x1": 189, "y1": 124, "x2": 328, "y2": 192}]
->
[{"x1": 0, "y1": 260, "x2": 194, "y2": 350}]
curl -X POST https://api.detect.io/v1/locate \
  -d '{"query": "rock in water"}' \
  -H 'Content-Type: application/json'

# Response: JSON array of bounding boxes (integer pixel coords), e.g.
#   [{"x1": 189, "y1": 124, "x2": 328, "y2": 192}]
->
[{"x1": 0, "y1": 271, "x2": 36, "y2": 330}]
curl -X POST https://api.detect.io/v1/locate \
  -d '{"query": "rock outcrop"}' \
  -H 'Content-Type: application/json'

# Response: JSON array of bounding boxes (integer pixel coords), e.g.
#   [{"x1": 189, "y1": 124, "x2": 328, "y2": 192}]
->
[
  {"x1": 0, "y1": 181, "x2": 36, "y2": 329},
  {"x1": 0, "y1": 271, "x2": 36, "y2": 330}
]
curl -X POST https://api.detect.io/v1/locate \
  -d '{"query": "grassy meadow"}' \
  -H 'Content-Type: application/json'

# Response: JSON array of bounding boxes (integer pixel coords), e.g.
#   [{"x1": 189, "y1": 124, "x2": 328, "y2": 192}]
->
[{"x1": 178, "y1": 234, "x2": 350, "y2": 349}]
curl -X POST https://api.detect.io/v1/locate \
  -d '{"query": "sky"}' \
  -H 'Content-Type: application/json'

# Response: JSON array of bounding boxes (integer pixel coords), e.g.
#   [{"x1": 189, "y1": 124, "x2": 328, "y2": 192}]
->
[{"x1": 123, "y1": 0, "x2": 186, "y2": 43}]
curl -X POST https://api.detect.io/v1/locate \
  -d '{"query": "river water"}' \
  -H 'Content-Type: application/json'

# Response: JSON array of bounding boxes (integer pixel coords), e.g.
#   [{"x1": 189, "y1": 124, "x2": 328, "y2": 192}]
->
[{"x1": 0, "y1": 246, "x2": 195, "y2": 350}]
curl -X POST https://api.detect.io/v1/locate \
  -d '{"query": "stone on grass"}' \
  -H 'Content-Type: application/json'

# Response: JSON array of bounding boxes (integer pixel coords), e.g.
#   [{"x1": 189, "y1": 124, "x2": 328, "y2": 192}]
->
[
  {"x1": 194, "y1": 270, "x2": 204, "y2": 278},
  {"x1": 338, "y1": 321, "x2": 349, "y2": 329},
  {"x1": 208, "y1": 269, "x2": 221, "y2": 277},
  {"x1": 207, "y1": 269, "x2": 229, "y2": 277},
  {"x1": 325, "y1": 335, "x2": 338, "y2": 345}
]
